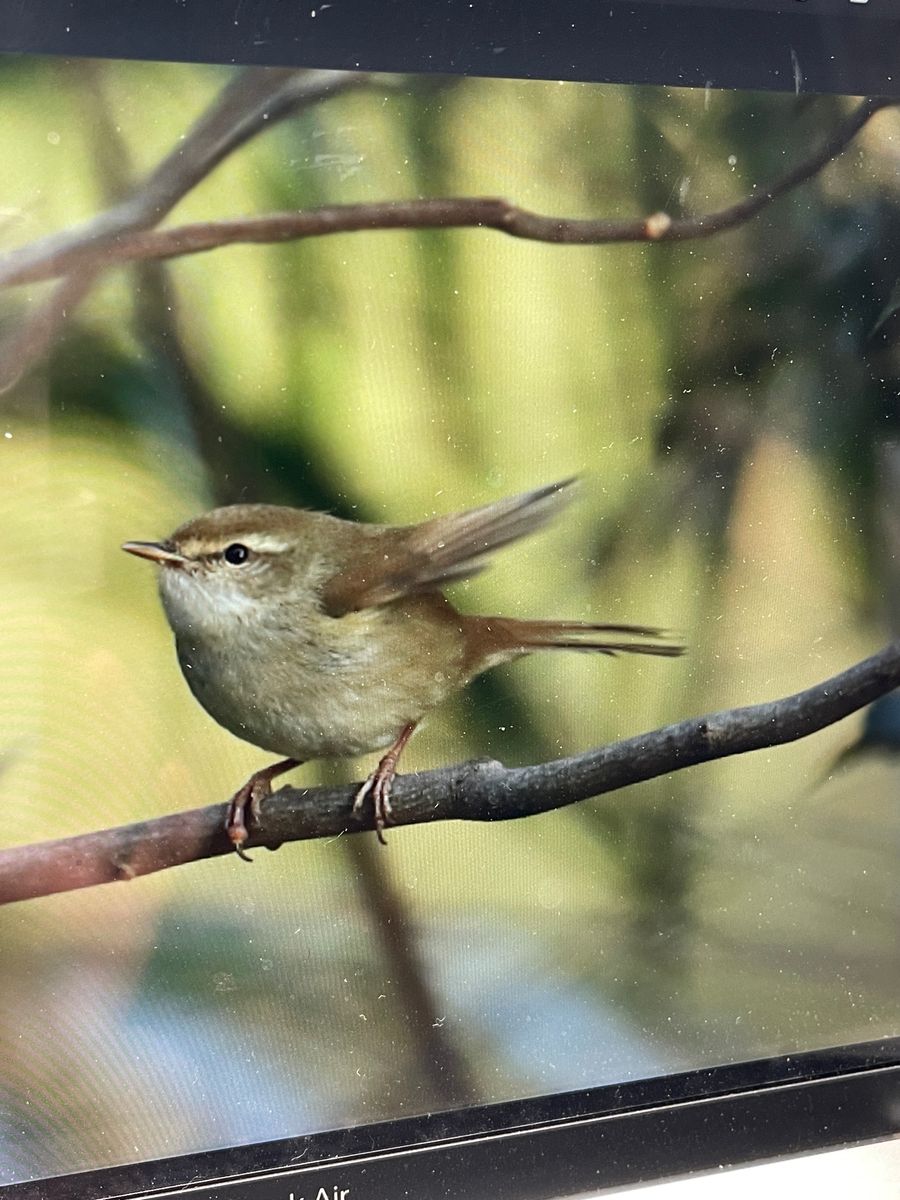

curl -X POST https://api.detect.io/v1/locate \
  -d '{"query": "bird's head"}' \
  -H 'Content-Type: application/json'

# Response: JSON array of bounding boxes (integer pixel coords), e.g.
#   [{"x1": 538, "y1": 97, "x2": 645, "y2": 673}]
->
[{"x1": 122, "y1": 505, "x2": 325, "y2": 634}]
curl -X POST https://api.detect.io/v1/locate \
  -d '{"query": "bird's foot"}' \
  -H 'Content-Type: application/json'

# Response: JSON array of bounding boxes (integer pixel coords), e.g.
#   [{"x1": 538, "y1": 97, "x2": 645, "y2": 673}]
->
[
  {"x1": 225, "y1": 758, "x2": 299, "y2": 861},
  {"x1": 352, "y1": 759, "x2": 397, "y2": 846},
  {"x1": 352, "y1": 722, "x2": 417, "y2": 845}
]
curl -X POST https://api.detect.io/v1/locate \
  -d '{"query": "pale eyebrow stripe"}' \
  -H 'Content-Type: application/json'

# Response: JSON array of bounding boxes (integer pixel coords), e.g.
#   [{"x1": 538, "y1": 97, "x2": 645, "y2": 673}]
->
[
  {"x1": 241, "y1": 536, "x2": 292, "y2": 554},
  {"x1": 186, "y1": 535, "x2": 292, "y2": 557}
]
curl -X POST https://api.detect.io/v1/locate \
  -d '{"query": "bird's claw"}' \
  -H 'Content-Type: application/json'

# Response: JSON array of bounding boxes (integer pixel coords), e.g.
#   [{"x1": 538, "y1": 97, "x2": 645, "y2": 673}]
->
[
  {"x1": 353, "y1": 765, "x2": 396, "y2": 845},
  {"x1": 224, "y1": 757, "x2": 300, "y2": 862},
  {"x1": 225, "y1": 775, "x2": 273, "y2": 862}
]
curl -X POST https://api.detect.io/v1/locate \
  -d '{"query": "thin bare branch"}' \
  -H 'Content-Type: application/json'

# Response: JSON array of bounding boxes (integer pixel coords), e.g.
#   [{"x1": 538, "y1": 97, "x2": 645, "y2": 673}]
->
[
  {"x1": 0, "y1": 96, "x2": 893, "y2": 289},
  {"x1": 346, "y1": 835, "x2": 480, "y2": 1107},
  {"x1": 1, "y1": 641, "x2": 898, "y2": 906},
  {"x1": 0, "y1": 68, "x2": 369, "y2": 291},
  {"x1": 0, "y1": 67, "x2": 369, "y2": 387},
  {"x1": 0, "y1": 271, "x2": 97, "y2": 393}
]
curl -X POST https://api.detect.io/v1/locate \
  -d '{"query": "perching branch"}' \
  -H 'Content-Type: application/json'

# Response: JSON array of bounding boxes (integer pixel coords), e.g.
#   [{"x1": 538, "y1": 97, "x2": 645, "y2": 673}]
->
[
  {"x1": 0, "y1": 96, "x2": 893, "y2": 290},
  {"x1": 2, "y1": 642, "x2": 898, "y2": 906}
]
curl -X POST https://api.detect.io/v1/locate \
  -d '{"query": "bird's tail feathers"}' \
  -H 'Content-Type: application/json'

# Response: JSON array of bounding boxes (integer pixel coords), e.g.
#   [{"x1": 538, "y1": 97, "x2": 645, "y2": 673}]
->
[{"x1": 473, "y1": 616, "x2": 685, "y2": 662}]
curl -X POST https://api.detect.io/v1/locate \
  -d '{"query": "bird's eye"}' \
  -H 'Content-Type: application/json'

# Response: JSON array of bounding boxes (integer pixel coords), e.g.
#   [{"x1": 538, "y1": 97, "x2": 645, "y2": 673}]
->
[{"x1": 223, "y1": 543, "x2": 250, "y2": 565}]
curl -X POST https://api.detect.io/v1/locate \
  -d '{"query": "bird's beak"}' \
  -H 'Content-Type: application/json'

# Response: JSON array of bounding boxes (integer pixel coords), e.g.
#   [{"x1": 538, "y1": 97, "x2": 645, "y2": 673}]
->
[{"x1": 121, "y1": 541, "x2": 187, "y2": 566}]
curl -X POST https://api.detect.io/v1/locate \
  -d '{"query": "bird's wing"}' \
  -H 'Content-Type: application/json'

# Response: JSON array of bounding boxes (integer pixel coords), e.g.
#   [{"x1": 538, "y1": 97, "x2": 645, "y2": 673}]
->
[{"x1": 320, "y1": 478, "x2": 578, "y2": 616}]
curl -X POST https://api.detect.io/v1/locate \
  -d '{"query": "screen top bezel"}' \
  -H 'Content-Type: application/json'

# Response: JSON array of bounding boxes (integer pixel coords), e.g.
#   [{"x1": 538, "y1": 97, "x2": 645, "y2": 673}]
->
[{"x1": 0, "y1": 0, "x2": 899, "y2": 97}]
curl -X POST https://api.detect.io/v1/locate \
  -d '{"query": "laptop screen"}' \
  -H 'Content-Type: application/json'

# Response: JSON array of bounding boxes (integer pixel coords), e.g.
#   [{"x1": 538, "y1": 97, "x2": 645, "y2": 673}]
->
[{"x1": 0, "y1": 4, "x2": 897, "y2": 1193}]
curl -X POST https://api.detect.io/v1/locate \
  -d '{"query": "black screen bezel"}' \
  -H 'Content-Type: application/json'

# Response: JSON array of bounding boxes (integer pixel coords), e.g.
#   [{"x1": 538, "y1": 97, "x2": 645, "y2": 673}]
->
[
  {"x1": 2, "y1": 1039, "x2": 896, "y2": 1199},
  {"x1": 0, "y1": 0, "x2": 899, "y2": 96}
]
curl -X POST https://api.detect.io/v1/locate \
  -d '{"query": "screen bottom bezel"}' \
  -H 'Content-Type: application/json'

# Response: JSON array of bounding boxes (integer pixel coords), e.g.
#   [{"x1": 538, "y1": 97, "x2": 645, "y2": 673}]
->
[{"x1": 4, "y1": 1037, "x2": 897, "y2": 1200}]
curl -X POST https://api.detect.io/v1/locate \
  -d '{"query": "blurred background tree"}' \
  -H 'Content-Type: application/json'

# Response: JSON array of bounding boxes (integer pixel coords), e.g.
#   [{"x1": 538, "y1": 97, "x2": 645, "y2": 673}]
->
[{"x1": 0, "y1": 58, "x2": 897, "y2": 1182}]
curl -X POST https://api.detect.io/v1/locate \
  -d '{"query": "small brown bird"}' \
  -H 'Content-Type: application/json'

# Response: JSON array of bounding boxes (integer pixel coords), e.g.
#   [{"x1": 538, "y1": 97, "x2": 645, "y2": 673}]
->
[{"x1": 123, "y1": 479, "x2": 682, "y2": 855}]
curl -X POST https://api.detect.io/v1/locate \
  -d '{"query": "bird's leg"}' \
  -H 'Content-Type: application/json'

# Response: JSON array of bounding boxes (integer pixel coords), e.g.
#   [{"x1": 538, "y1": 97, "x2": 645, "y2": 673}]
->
[
  {"x1": 353, "y1": 722, "x2": 417, "y2": 845},
  {"x1": 226, "y1": 757, "x2": 301, "y2": 861}
]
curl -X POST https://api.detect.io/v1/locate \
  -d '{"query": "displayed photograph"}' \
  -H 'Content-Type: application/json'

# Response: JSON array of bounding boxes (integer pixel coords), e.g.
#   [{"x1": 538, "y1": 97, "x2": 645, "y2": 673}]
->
[{"x1": 0, "y1": 56, "x2": 897, "y2": 1185}]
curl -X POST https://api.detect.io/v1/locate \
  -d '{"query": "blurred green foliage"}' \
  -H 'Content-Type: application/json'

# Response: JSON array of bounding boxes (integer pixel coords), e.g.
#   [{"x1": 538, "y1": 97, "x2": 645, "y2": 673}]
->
[{"x1": 0, "y1": 57, "x2": 897, "y2": 1182}]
